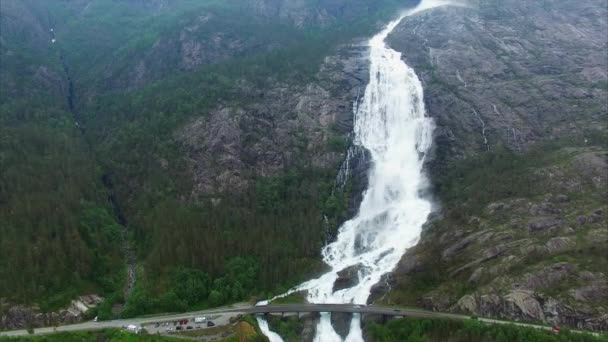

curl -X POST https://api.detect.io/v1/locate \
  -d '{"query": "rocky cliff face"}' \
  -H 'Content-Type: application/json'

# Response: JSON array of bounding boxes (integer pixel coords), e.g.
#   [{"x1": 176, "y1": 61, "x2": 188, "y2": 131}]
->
[
  {"x1": 388, "y1": 0, "x2": 607, "y2": 159},
  {"x1": 175, "y1": 42, "x2": 370, "y2": 197},
  {"x1": 375, "y1": 0, "x2": 608, "y2": 331}
]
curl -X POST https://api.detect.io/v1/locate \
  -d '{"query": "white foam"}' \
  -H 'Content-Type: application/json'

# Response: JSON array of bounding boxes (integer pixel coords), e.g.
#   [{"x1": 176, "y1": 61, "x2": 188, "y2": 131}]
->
[{"x1": 260, "y1": 0, "x2": 453, "y2": 340}]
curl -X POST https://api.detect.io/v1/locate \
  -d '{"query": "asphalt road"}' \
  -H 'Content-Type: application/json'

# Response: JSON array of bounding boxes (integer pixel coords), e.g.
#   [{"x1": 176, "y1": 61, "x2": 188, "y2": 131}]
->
[{"x1": 0, "y1": 303, "x2": 598, "y2": 338}]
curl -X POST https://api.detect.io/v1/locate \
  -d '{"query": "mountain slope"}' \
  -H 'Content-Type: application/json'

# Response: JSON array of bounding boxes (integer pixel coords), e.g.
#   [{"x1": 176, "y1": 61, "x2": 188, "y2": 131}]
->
[
  {"x1": 0, "y1": 0, "x2": 125, "y2": 312},
  {"x1": 377, "y1": 0, "x2": 608, "y2": 330},
  {"x1": 0, "y1": 0, "x2": 418, "y2": 328}
]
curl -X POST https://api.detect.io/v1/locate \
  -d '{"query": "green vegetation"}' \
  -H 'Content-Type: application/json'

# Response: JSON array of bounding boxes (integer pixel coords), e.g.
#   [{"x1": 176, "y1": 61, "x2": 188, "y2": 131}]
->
[
  {"x1": 268, "y1": 316, "x2": 303, "y2": 342},
  {"x1": 1, "y1": 0, "x2": 413, "y2": 312},
  {"x1": 121, "y1": 258, "x2": 258, "y2": 317},
  {"x1": 328, "y1": 136, "x2": 351, "y2": 152},
  {"x1": 271, "y1": 292, "x2": 307, "y2": 305},
  {"x1": 384, "y1": 135, "x2": 608, "y2": 321},
  {"x1": 0, "y1": 106, "x2": 124, "y2": 308},
  {"x1": 62, "y1": 0, "x2": 406, "y2": 314},
  {"x1": 434, "y1": 135, "x2": 607, "y2": 219},
  {"x1": 366, "y1": 318, "x2": 606, "y2": 342},
  {"x1": 0, "y1": 329, "x2": 182, "y2": 341}
]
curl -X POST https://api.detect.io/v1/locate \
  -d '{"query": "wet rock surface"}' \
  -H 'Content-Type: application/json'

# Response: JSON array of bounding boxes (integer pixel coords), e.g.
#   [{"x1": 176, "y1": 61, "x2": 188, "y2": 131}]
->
[
  {"x1": 330, "y1": 312, "x2": 353, "y2": 339},
  {"x1": 333, "y1": 264, "x2": 367, "y2": 292}
]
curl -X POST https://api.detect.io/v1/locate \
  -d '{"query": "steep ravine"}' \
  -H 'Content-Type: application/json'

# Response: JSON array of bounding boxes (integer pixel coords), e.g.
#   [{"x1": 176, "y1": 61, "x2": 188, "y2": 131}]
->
[{"x1": 57, "y1": 47, "x2": 138, "y2": 311}]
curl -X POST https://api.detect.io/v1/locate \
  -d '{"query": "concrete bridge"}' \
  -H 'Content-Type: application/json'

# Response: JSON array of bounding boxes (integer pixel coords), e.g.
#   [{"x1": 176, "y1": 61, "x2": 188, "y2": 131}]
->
[{"x1": 242, "y1": 303, "x2": 441, "y2": 319}]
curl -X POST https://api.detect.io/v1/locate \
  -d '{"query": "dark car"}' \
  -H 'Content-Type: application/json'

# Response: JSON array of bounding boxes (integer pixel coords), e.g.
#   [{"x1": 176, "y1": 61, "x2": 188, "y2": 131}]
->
[
  {"x1": 207, "y1": 321, "x2": 215, "y2": 327},
  {"x1": 186, "y1": 326, "x2": 193, "y2": 330},
  {"x1": 176, "y1": 326, "x2": 183, "y2": 331}
]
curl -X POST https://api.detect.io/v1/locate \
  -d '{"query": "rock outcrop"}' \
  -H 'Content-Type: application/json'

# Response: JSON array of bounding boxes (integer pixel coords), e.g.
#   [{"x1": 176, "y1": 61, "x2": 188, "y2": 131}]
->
[
  {"x1": 0, "y1": 295, "x2": 102, "y2": 330},
  {"x1": 333, "y1": 263, "x2": 370, "y2": 292},
  {"x1": 452, "y1": 286, "x2": 608, "y2": 331},
  {"x1": 176, "y1": 42, "x2": 370, "y2": 197},
  {"x1": 388, "y1": 0, "x2": 607, "y2": 159},
  {"x1": 376, "y1": 0, "x2": 608, "y2": 331}
]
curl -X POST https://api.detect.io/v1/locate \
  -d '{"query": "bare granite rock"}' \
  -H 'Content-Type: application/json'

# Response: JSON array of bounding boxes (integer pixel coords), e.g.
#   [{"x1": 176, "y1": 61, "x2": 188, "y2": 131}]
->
[
  {"x1": 1, "y1": 295, "x2": 102, "y2": 330},
  {"x1": 176, "y1": 43, "x2": 370, "y2": 196}
]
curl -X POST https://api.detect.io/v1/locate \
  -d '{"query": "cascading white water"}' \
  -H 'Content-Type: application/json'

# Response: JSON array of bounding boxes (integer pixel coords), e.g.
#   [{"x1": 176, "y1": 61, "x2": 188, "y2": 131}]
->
[
  {"x1": 259, "y1": 1, "x2": 453, "y2": 340},
  {"x1": 257, "y1": 316, "x2": 284, "y2": 342}
]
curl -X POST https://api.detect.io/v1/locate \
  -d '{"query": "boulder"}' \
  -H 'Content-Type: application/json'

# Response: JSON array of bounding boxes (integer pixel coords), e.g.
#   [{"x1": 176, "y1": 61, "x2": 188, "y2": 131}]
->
[
  {"x1": 522, "y1": 262, "x2": 576, "y2": 290},
  {"x1": 487, "y1": 202, "x2": 506, "y2": 215},
  {"x1": 504, "y1": 290, "x2": 545, "y2": 321},
  {"x1": 527, "y1": 217, "x2": 563, "y2": 233},
  {"x1": 478, "y1": 294, "x2": 502, "y2": 316},
  {"x1": 587, "y1": 216, "x2": 602, "y2": 224},
  {"x1": 468, "y1": 268, "x2": 484, "y2": 285},
  {"x1": 545, "y1": 237, "x2": 575, "y2": 254},
  {"x1": 522, "y1": 244, "x2": 548, "y2": 258},
  {"x1": 576, "y1": 215, "x2": 588, "y2": 225},
  {"x1": 333, "y1": 263, "x2": 368, "y2": 292},
  {"x1": 569, "y1": 279, "x2": 608, "y2": 303},
  {"x1": 529, "y1": 202, "x2": 561, "y2": 216},
  {"x1": 455, "y1": 295, "x2": 478, "y2": 314}
]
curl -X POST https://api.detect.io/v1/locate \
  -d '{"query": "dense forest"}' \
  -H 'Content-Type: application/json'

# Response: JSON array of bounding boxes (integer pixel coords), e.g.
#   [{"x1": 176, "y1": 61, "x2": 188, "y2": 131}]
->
[
  {"x1": 365, "y1": 318, "x2": 607, "y2": 342},
  {"x1": 0, "y1": 0, "x2": 416, "y2": 317}
]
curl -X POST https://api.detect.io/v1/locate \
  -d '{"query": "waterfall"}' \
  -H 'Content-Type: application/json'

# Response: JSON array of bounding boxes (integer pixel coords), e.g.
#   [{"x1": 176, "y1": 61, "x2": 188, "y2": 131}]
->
[
  {"x1": 260, "y1": 1, "x2": 453, "y2": 340},
  {"x1": 257, "y1": 315, "x2": 284, "y2": 342}
]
